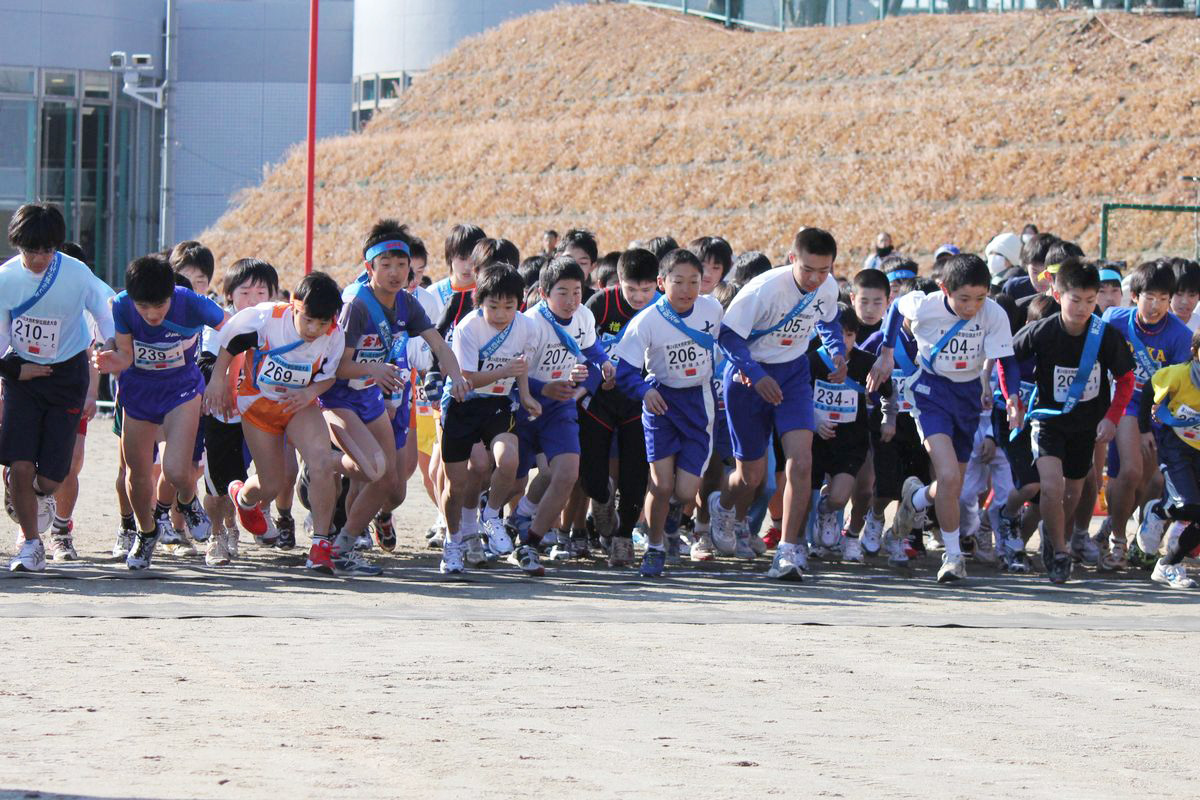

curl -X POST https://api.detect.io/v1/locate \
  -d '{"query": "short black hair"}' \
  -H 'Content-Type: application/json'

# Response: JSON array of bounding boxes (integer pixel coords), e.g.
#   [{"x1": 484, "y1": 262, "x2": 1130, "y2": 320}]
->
[
  {"x1": 1026, "y1": 293, "x2": 1057, "y2": 325},
  {"x1": 539, "y1": 256, "x2": 586, "y2": 295},
  {"x1": 8, "y1": 203, "x2": 66, "y2": 252},
  {"x1": 475, "y1": 264, "x2": 526, "y2": 306},
  {"x1": 1022, "y1": 223, "x2": 1039, "y2": 236},
  {"x1": 644, "y1": 236, "x2": 679, "y2": 261},
  {"x1": 837, "y1": 301, "x2": 860, "y2": 336},
  {"x1": 444, "y1": 223, "x2": 486, "y2": 267},
  {"x1": 659, "y1": 247, "x2": 703, "y2": 278},
  {"x1": 125, "y1": 253, "x2": 176, "y2": 304},
  {"x1": 59, "y1": 241, "x2": 87, "y2": 265},
  {"x1": 690, "y1": 236, "x2": 733, "y2": 278},
  {"x1": 730, "y1": 251, "x2": 773, "y2": 287},
  {"x1": 880, "y1": 255, "x2": 918, "y2": 291},
  {"x1": 470, "y1": 237, "x2": 520, "y2": 271},
  {"x1": 174, "y1": 272, "x2": 193, "y2": 291},
  {"x1": 409, "y1": 236, "x2": 428, "y2": 264},
  {"x1": 1171, "y1": 258, "x2": 1200, "y2": 295},
  {"x1": 223, "y1": 257, "x2": 279, "y2": 301},
  {"x1": 595, "y1": 250, "x2": 621, "y2": 276},
  {"x1": 518, "y1": 255, "x2": 546, "y2": 289},
  {"x1": 617, "y1": 248, "x2": 659, "y2": 283},
  {"x1": 941, "y1": 253, "x2": 991, "y2": 292},
  {"x1": 792, "y1": 227, "x2": 837, "y2": 261},
  {"x1": 916, "y1": 277, "x2": 939, "y2": 294},
  {"x1": 593, "y1": 263, "x2": 618, "y2": 289},
  {"x1": 561, "y1": 229, "x2": 599, "y2": 264},
  {"x1": 1054, "y1": 257, "x2": 1099, "y2": 294},
  {"x1": 1043, "y1": 240, "x2": 1083, "y2": 270},
  {"x1": 1021, "y1": 233, "x2": 1058, "y2": 268},
  {"x1": 1128, "y1": 260, "x2": 1176, "y2": 297},
  {"x1": 710, "y1": 281, "x2": 738, "y2": 310},
  {"x1": 852, "y1": 268, "x2": 889, "y2": 293},
  {"x1": 543, "y1": 229, "x2": 558, "y2": 239},
  {"x1": 169, "y1": 240, "x2": 214, "y2": 281},
  {"x1": 362, "y1": 218, "x2": 413, "y2": 261},
  {"x1": 293, "y1": 271, "x2": 343, "y2": 321}
]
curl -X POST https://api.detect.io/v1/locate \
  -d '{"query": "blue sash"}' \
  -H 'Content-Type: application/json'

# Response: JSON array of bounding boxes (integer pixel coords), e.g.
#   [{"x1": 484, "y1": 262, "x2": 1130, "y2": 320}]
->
[
  {"x1": 10, "y1": 252, "x2": 62, "y2": 319},
  {"x1": 251, "y1": 339, "x2": 305, "y2": 389},
  {"x1": 816, "y1": 345, "x2": 866, "y2": 393},
  {"x1": 1126, "y1": 315, "x2": 1160, "y2": 387},
  {"x1": 348, "y1": 282, "x2": 409, "y2": 369},
  {"x1": 747, "y1": 288, "x2": 818, "y2": 342},
  {"x1": 655, "y1": 297, "x2": 715, "y2": 353},
  {"x1": 436, "y1": 280, "x2": 454, "y2": 306},
  {"x1": 1157, "y1": 403, "x2": 1200, "y2": 428},
  {"x1": 1033, "y1": 315, "x2": 1105, "y2": 419},
  {"x1": 920, "y1": 318, "x2": 968, "y2": 374},
  {"x1": 477, "y1": 311, "x2": 514, "y2": 367},
  {"x1": 893, "y1": 337, "x2": 918, "y2": 377},
  {"x1": 537, "y1": 303, "x2": 585, "y2": 360},
  {"x1": 159, "y1": 318, "x2": 204, "y2": 338}
]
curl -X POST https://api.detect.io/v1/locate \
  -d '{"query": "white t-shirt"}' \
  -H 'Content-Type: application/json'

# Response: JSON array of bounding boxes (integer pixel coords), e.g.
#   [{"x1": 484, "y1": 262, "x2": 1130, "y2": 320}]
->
[
  {"x1": 525, "y1": 302, "x2": 598, "y2": 383},
  {"x1": 219, "y1": 302, "x2": 345, "y2": 402},
  {"x1": 896, "y1": 291, "x2": 1014, "y2": 383},
  {"x1": 450, "y1": 309, "x2": 539, "y2": 398},
  {"x1": 406, "y1": 285, "x2": 439, "y2": 373},
  {"x1": 720, "y1": 267, "x2": 840, "y2": 363},
  {"x1": 614, "y1": 296, "x2": 724, "y2": 390}
]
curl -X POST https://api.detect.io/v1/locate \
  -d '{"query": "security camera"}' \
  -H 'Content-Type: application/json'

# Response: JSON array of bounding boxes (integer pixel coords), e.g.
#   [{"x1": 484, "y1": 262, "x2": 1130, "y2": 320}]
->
[
  {"x1": 132, "y1": 54, "x2": 153, "y2": 69},
  {"x1": 110, "y1": 51, "x2": 127, "y2": 69}
]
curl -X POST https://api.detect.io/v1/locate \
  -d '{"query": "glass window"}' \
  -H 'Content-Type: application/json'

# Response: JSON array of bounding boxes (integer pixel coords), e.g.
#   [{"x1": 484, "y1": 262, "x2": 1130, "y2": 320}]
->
[
  {"x1": 0, "y1": 204, "x2": 19, "y2": 260},
  {"x1": 40, "y1": 103, "x2": 77, "y2": 239},
  {"x1": 358, "y1": 108, "x2": 373, "y2": 129},
  {"x1": 0, "y1": 68, "x2": 34, "y2": 94},
  {"x1": 84, "y1": 72, "x2": 112, "y2": 99},
  {"x1": 0, "y1": 99, "x2": 37, "y2": 201},
  {"x1": 44, "y1": 70, "x2": 77, "y2": 97},
  {"x1": 353, "y1": 77, "x2": 360, "y2": 104},
  {"x1": 380, "y1": 75, "x2": 402, "y2": 101},
  {"x1": 361, "y1": 76, "x2": 376, "y2": 103}
]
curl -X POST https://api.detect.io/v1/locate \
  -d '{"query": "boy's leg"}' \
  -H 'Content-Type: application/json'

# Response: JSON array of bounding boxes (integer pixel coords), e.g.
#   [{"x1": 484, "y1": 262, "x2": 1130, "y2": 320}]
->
[
  {"x1": 529, "y1": 452, "x2": 580, "y2": 539},
  {"x1": 121, "y1": 417, "x2": 163, "y2": 533},
  {"x1": 906, "y1": 432, "x2": 967, "y2": 556},
  {"x1": 159, "y1": 396, "x2": 203, "y2": 505},
  {"x1": 324, "y1": 409, "x2": 387, "y2": 485},
  {"x1": 846, "y1": 450, "x2": 874, "y2": 535},
  {"x1": 441, "y1": 458, "x2": 471, "y2": 536},
  {"x1": 645, "y1": 456, "x2": 677, "y2": 548},
  {"x1": 286, "y1": 405, "x2": 348, "y2": 544},
  {"x1": 340, "y1": 412, "x2": 400, "y2": 538},
  {"x1": 1036, "y1": 456, "x2": 1069, "y2": 554},
  {"x1": 1106, "y1": 415, "x2": 1144, "y2": 549},
  {"x1": 486, "y1": 432, "x2": 520, "y2": 519},
  {"x1": 778, "y1": 428, "x2": 814, "y2": 546}
]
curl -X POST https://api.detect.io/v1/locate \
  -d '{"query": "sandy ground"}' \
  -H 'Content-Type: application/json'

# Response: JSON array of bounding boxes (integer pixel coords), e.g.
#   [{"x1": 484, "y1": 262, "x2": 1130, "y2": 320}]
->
[{"x1": 1, "y1": 420, "x2": 1198, "y2": 799}]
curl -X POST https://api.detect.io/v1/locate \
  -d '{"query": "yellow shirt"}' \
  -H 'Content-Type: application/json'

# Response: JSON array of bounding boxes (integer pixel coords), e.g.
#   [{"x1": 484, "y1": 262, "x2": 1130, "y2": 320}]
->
[{"x1": 1149, "y1": 362, "x2": 1200, "y2": 450}]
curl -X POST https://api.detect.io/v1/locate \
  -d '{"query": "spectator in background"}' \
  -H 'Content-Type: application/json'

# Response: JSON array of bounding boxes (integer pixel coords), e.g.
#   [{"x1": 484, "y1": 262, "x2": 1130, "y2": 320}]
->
[
  {"x1": 985, "y1": 232, "x2": 1024, "y2": 291},
  {"x1": 1021, "y1": 223, "x2": 1039, "y2": 246},
  {"x1": 862, "y1": 232, "x2": 894, "y2": 270},
  {"x1": 1003, "y1": 232, "x2": 1057, "y2": 301},
  {"x1": 541, "y1": 229, "x2": 558, "y2": 257}
]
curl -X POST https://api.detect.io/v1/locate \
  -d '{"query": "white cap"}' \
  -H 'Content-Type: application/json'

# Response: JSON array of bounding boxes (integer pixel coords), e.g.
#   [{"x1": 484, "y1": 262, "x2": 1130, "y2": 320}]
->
[{"x1": 985, "y1": 233, "x2": 1022, "y2": 275}]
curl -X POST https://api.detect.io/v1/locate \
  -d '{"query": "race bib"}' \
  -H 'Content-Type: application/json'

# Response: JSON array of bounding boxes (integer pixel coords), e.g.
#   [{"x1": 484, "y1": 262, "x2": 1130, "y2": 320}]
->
[
  {"x1": 814, "y1": 379, "x2": 858, "y2": 425},
  {"x1": 1019, "y1": 380, "x2": 1036, "y2": 407},
  {"x1": 664, "y1": 339, "x2": 707, "y2": 381},
  {"x1": 1051, "y1": 364, "x2": 1100, "y2": 404},
  {"x1": 767, "y1": 312, "x2": 812, "y2": 348},
  {"x1": 932, "y1": 326, "x2": 984, "y2": 374},
  {"x1": 133, "y1": 339, "x2": 185, "y2": 370},
  {"x1": 11, "y1": 315, "x2": 60, "y2": 359},
  {"x1": 348, "y1": 347, "x2": 387, "y2": 391},
  {"x1": 1174, "y1": 403, "x2": 1200, "y2": 442},
  {"x1": 258, "y1": 355, "x2": 312, "y2": 394},
  {"x1": 893, "y1": 370, "x2": 915, "y2": 413},
  {"x1": 477, "y1": 356, "x2": 515, "y2": 396},
  {"x1": 537, "y1": 344, "x2": 577, "y2": 382}
]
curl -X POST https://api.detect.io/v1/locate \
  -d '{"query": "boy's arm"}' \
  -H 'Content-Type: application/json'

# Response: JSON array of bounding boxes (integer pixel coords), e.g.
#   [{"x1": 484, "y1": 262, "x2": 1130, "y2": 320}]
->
[
  {"x1": 86, "y1": 273, "x2": 117, "y2": 342},
  {"x1": 868, "y1": 302, "x2": 906, "y2": 392},
  {"x1": 579, "y1": 339, "x2": 610, "y2": 394},
  {"x1": 614, "y1": 358, "x2": 650, "y2": 402},
  {"x1": 815, "y1": 310, "x2": 846, "y2": 359},
  {"x1": 717, "y1": 325, "x2": 766, "y2": 384}
]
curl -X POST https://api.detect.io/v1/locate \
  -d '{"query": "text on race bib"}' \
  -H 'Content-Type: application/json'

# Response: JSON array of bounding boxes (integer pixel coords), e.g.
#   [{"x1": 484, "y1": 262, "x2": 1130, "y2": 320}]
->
[
  {"x1": 814, "y1": 379, "x2": 858, "y2": 424},
  {"x1": 893, "y1": 370, "x2": 915, "y2": 413},
  {"x1": 1051, "y1": 364, "x2": 1100, "y2": 404},
  {"x1": 933, "y1": 325, "x2": 983, "y2": 372},
  {"x1": 133, "y1": 339, "x2": 185, "y2": 370},
  {"x1": 769, "y1": 313, "x2": 812, "y2": 347},
  {"x1": 538, "y1": 345, "x2": 576, "y2": 381},
  {"x1": 1175, "y1": 403, "x2": 1200, "y2": 442},
  {"x1": 348, "y1": 346, "x2": 387, "y2": 391},
  {"x1": 12, "y1": 315, "x2": 60, "y2": 359},
  {"x1": 478, "y1": 355, "x2": 516, "y2": 395},
  {"x1": 664, "y1": 340, "x2": 708, "y2": 380},
  {"x1": 259, "y1": 355, "x2": 312, "y2": 393}
]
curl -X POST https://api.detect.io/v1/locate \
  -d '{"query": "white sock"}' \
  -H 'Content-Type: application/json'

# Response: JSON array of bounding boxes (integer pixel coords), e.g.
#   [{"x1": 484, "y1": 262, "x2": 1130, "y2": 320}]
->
[
  {"x1": 867, "y1": 509, "x2": 884, "y2": 523},
  {"x1": 461, "y1": 507, "x2": 478, "y2": 533},
  {"x1": 647, "y1": 542, "x2": 665, "y2": 552},
  {"x1": 942, "y1": 527, "x2": 961, "y2": 557},
  {"x1": 912, "y1": 486, "x2": 932, "y2": 511},
  {"x1": 482, "y1": 504, "x2": 500, "y2": 523},
  {"x1": 516, "y1": 496, "x2": 538, "y2": 517},
  {"x1": 449, "y1": 529, "x2": 464, "y2": 545}
]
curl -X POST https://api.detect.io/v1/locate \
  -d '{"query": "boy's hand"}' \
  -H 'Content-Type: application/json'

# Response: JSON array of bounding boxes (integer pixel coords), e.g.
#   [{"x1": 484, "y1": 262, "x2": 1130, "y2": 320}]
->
[
  {"x1": 1095, "y1": 417, "x2": 1117, "y2": 445},
  {"x1": 17, "y1": 363, "x2": 53, "y2": 381},
  {"x1": 1140, "y1": 430, "x2": 1157, "y2": 461},
  {"x1": 449, "y1": 379, "x2": 470, "y2": 402},
  {"x1": 827, "y1": 355, "x2": 848, "y2": 385},
  {"x1": 503, "y1": 356, "x2": 528, "y2": 379},
  {"x1": 643, "y1": 388, "x2": 668, "y2": 415},
  {"x1": 279, "y1": 385, "x2": 316, "y2": 414},
  {"x1": 978, "y1": 436, "x2": 996, "y2": 462},
  {"x1": 83, "y1": 392, "x2": 98, "y2": 420},
  {"x1": 569, "y1": 362, "x2": 590, "y2": 384},
  {"x1": 92, "y1": 346, "x2": 121, "y2": 374},
  {"x1": 1006, "y1": 397, "x2": 1023, "y2": 432},
  {"x1": 754, "y1": 375, "x2": 783, "y2": 406},
  {"x1": 867, "y1": 350, "x2": 894, "y2": 393},
  {"x1": 202, "y1": 378, "x2": 231, "y2": 417},
  {"x1": 980, "y1": 387, "x2": 994, "y2": 412},
  {"x1": 599, "y1": 361, "x2": 615, "y2": 383},
  {"x1": 521, "y1": 394, "x2": 542, "y2": 419},
  {"x1": 817, "y1": 420, "x2": 836, "y2": 440},
  {"x1": 542, "y1": 380, "x2": 576, "y2": 402},
  {"x1": 369, "y1": 362, "x2": 404, "y2": 394},
  {"x1": 880, "y1": 421, "x2": 896, "y2": 443}
]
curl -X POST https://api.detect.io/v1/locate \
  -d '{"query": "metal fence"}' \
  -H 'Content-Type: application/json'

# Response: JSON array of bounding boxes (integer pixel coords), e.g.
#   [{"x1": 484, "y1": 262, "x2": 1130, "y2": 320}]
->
[{"x1": 625, "y1": 0, "x2": 1199, "y2": 29}]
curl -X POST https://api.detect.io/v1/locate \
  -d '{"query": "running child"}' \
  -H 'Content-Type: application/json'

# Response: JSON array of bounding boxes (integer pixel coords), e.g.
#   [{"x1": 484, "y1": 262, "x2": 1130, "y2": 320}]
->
[{"x1": 613, "y1": 248, "x2": 724, "y2": 577}]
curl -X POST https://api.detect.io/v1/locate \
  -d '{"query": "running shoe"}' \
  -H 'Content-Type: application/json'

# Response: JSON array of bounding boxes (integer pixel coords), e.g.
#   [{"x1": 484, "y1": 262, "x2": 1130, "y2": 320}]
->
[
  {"x1": 353, "y1": 532, "x2": 373, "y2": 552},
  {"x1": 748, "y1": 531, "x2": 767, "y2": 556},
  {"x1": 1070, "y1": 528, "x2": 1100, "y2": 566},
  {"x1": 632, "y1": 522, "x2": 649, "y2": 552},
  {"x1": 179, "y1": 497, "x2": 212, "y2": 542},
  {"x1": 840, "y1": 534, "x2": 864, "y2": 564},
  {"x1": 305, "y1": 538, "x2": 335, "y2": 575},
  {"x1": 508, "y1": 544, "x2": 545, "y2": 577},
  {"x1": 861, "y1": 513, "x2": 884, "y2": 556},
  {"x1": 884, "y1": 528, "x2": 910, "y2": 572},
  {"x1": 690, "y1": 529, "x2": 715, "y2": 562},
  {"x1": 112, "y1": 528, "x2": 136, "y2": 560},
  {"x1": 569, "y1": 531, "x2": 592, "y2": 559},
  {"x1": 816, "y1": 497, "x2": 841, "y2": 553},
  {"x1": 506, "y1": 512, "x2": 533, "y2": 545},
  {"x1": 224, "y1": 524, "x2": 240, "y2": 558},
  {"x1": 333, "y1": 548, "x2": 383, "y2": 577},
  {"x1": 733, "y1": 518, "x2": 755, "y2": 561},
  {"x1": 157, "y1": 521, "x2": 184, "y2": 547},
  {"x1": 273, "y1": 515, "x2": 295, "y2": 551},
  {"x1": 959, "y1": 532, "x2": 977, "y2": 559},
  {"x1": 665, "y1": 534, "x2": 683, "y2": 566},
  {"x1": 126, "y1": 529, "x2": 159, "y2": 571},
  {"x1": 464, "y1": 533, "x2": 490, "y2": 567},
  {"x1": 1151, "y1": 559, "x2": 1196, "y2": 589},
  {"x1": 227, "y1": 481, "x2": 267, "y2": 536},
  {"x1": 9, "y1": 537, "x2": 46, "y2": 572},
  {"x1": 205, "y1": 525, "x2": 231, "y2": 566},
  {"x1": 707, "y1": 491, "x2": 736, "y2": 556},
  {"x1": 895, "y1": 477, "x2": 924, "y2": 538},
  {"x1": 664, "y1": 501, "x2": 682, "y2": 537},
  {"x1": 1136, "y1": 500, "x2": 1166, "y2": 557},
  {"x1": 1000, "y1": 535, "x2": 1031, "y2": 574},
  {"x1": 440, "y1": 539, "x2": 466, "y2": 575},
  {"x1": 482, "y1": 516, "x2": 515, "y2": 557},
  {"x1": 369, "y1": 512, "x2": 396, "y2": 552},
  {"x1": 937, "y1": 552, "x2": 967, "y2": 583},
  {"x1": 607, "y1": 536, "x2": 635, "y2": 568},
  {"x1": 164, "y1": 529, "x2": 198, "y2": 557},
  {"x1": 1047, "y1": 551, "x2": 1073, "y2": 585},
  {"x1": 761, "y1": 524, "x2": 781, "y2": 551},
  {"x1": 639, "y1": 547, "x2": 666, "y2": 577},
  {"x1": 767, "y1": 541, "x2": 804, "y2": 582},
  {"x1": 592, "y1": 485, "x2": 617, "y2": 539},
  {"x1": 973, "y1": 529, "x2": 998, "y2": 565},
  {"x1": 49, "y1": 532, "x2": 77, "y2": 562},
  {"x1": 1100, "y1": 536, "x2": 1127, "y2": 571}
]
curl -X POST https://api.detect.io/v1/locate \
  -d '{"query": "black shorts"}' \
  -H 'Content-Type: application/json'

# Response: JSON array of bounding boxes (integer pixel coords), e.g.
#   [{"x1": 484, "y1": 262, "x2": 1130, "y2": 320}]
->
[
  {"x1": 203, "y1": 416, "x2": 248, "y2": 496},
  {"x1": 812, "y1": 423, "x2": 870, "y2": 486},
  {"x1": 869, "y1": 413, "x2": 928, "y2": 499},
  {"x1": 1030, "y1": 420, "x2": 1095, "y2": 481},
  {"x1": 0, "y1": 351, "x2": 89, "y2": 483},
  {"x1": 995, "y1": 407, "x2": 1039, "y2": 489},
  {"x1": 441, "y1": 396, "x2": 515, "y2": 463}
]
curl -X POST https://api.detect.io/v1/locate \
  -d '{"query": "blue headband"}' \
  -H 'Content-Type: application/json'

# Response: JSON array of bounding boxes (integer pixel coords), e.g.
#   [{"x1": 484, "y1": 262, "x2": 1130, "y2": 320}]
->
[
  {"x1": 1099, "y1": 269, "x2": 1122, "y2": 283},
  {"x1": 887, "y1": 269, "x2": 916, "y2": 282},
  {"x1": 364, "y1": 240, "x2": 411, "y2": 263}
]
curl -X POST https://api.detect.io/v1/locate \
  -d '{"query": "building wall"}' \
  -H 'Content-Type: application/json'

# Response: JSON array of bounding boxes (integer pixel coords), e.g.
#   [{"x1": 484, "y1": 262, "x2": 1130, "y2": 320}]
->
[
  {"x1": 0, "y1": 0, "x2": 165, "y2": 77},
  {"x1": 171, "y1": 0, "x2": 354, "y2": 242}
]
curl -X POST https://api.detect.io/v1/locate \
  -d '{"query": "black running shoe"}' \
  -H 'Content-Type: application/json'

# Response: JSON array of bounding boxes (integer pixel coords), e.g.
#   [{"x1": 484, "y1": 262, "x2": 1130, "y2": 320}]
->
[
  {"x1": 1048, "y1": 551, "x2": 1073, "y2": 584},
  {"x1": 274, "y1": 515, "x2": 296, "y2": 550}
]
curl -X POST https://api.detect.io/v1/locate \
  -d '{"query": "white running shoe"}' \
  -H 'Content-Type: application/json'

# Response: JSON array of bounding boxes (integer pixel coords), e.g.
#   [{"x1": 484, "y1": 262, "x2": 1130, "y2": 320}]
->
[
  {"x1": 482, "y1": 516, "x2": 515, "y2": 556},
  {"x1": 158, "y1": 520, "x2": 184, "y2": 546},
  {"x1": 9, "y1": 537, "x2": 46, "y2": 572},
  {"x1": 690, "y1": 530, "x2": 715, "y2": 562},
  {"x1": 884, "y1": 528, "x2": 910, "y2": 571},
  {"x1": 937, "y1": 552, "x2": 967, "y2": 583},
  {"x1": 732, "y1": 518, "x2": 756, "y2": 560},
  {"x1": 592, "y1": 482, "x2": 617, "y2": 538},
  {"x1": 1151, "y1": 559, "x2": 1196, "y2": 589},
  {"x1": 112, "y1": 529, "x2": 135, "y2": 560},
  {"x1": 49, "y1": 532, "x2": 77, "y2": 562},
  {"x1": 707, "y1": 491, "x2": 736, "y2": 556},
  {"x1": 164, "y1": 530, "x2": 197, "y2": 557},
  {"x1": 767, "y1": 541, "x2": 804, "y2": 581},
  {"x1": 507, "y1": 544, "x2": 545, "y2": 577},
  {"x1": 440, "y1": 539, "x2": 466, "y2": 574},
  {"x1": 353, "y1": 532, "x2": 373, "y2": 552},
  {"x1": 1100, "y1": 535, "x2": 1127, "y2": 571},
  {"x1": 861, "y1": 513, "x2": 884, "y2": 556},
  {"x1": 126, "y1": 530, "x2": 159, "y2": 571},
  {"x1": 841, "y1": 534, "x2": 864, "y2": 563},
  {"x1": 224, "y1": 524, "x2": 240, "y2": 558},
  {"x1": 205, "y1": 526, "x2": 231, "y2": 566},
  {"x1": 895, "y1": 477, "x2": 924, "y2": 538},
  {"x1": 179, "y1": 497, "x2": 212, "y2": 542},
  {"x1": 1136, "y1": 502, "x2": 1166, "y2": 557},
  {"x1": 1070, "y1": 528, "x2": 1100, "y2": 566},
  {"x1": 748, "y1": 531, "x2": 767, "y2": 556},
  {"x1": 464, "y1": 533, "x2": 490, "y2": 567}
]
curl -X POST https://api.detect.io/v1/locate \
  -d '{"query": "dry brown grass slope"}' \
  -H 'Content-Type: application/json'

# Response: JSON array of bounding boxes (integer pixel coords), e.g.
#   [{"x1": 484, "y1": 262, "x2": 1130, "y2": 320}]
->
[{"x1": 201, "y1": 4, "x2": 1200, "y2": 288}]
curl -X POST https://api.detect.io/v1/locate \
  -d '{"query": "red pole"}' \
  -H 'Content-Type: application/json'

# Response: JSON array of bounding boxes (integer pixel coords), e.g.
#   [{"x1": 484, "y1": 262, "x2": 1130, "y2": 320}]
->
[{"x1": 304, "y1": 0, "x2": 319, "y2": 274}]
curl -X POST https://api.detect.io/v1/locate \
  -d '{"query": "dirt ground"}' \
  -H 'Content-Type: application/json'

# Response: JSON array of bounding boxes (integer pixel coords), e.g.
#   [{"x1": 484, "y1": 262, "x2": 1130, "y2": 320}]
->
[{"x1": 1, "y1": 423, "x2": 1198, "y2": 799}]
